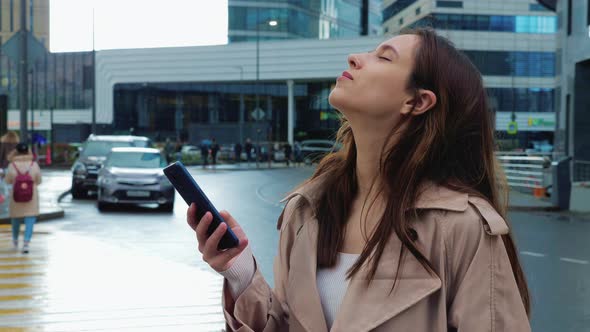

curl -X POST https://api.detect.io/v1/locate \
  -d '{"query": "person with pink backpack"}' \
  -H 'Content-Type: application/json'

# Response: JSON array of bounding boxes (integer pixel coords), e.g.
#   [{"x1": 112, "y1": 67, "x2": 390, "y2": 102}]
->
[{"x1": 5, "y1": 143, "x2": 42, "y2": 254}]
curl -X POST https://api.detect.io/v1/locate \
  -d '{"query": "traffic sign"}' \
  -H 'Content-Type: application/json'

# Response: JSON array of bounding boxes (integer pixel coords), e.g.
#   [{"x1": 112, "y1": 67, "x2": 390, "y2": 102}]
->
[
  {"x1": 507, "y1": 121, "x2": 518, "y2": 135},
  {"x1": 251, "y1": 107, "x2": 265, "y2": 121}
]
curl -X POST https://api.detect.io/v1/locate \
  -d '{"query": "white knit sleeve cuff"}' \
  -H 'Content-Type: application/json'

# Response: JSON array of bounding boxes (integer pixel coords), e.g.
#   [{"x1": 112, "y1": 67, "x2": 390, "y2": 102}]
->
[{"x1": 219, "y1": 246, "x2": 255, "y2": 299}]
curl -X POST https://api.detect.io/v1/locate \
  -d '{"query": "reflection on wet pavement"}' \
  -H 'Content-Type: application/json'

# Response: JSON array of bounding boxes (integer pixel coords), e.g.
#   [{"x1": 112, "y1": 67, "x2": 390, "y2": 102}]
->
[{"x1": 0, "y1": 226, "x2": 225, "y2": 331}]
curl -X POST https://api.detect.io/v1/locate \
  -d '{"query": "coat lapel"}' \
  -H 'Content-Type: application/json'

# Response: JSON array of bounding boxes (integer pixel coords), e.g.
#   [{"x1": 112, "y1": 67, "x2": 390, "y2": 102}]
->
[
  {"x1": 331, "y1": 233, "x2": 441, "y2": 331},
  {"x1": 285, "y1": 210, "x2": 329, "y2": 332}
]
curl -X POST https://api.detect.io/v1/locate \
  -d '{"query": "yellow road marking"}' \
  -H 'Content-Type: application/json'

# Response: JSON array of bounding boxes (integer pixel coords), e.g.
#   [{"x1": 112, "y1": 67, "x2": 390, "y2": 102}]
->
[
  {"x1": 0, "y1": 265, "x2": 37, "y2": 270},
  {"x1": 0, "y1": 284, "x2": 31, "y2": 290},
  {"x1": 0, "y1": 258, "x2": 35, "y2": 262},
  {"x1": 0, "y1": 328, "x2": 37, "y2": 332},
  {"x1": 0, "y1": 308, "x2": 35, "y2": 315},
  {"x1": 0, "y1": 295, "x2": 33, "y2": 301},
  {"x1": 0, "y1": 273, "x2": 41, "y2": 279}
]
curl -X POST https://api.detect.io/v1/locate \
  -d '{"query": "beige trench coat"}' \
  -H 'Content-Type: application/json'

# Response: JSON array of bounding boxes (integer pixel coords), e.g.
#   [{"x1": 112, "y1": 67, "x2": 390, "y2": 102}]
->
[
  {"x1": 5, "y1": 154, "x2": 42, "y2": 219},
  {"x1": 222, "y1": 175, "x2": 531, "y2": 332}
]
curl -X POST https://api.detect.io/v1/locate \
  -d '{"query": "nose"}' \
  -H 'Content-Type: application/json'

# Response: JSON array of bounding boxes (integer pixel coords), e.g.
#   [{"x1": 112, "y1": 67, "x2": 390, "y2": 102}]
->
[{"x1": 348, "y1": 54, "x2": 360, "y2": 69}]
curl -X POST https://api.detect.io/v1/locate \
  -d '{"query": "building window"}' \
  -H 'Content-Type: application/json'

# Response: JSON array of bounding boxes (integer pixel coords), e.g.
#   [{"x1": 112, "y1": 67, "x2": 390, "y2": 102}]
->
[
  {"x1": 416, "y1": 7, "x2": 421, "y2": 15},
  {"x1": 415, "y1": 13, "x2": 557, "y2": 33},
  {"x1": 10, "y1": 0, "x2": 13, "y2": 32},
  {"x1": 436, "y1": 1, "x2": 463, "y2": 8},
  {"x1": 463, "y1": 50, "x2": 555, "y2": 77},
  {"x1": 383, "y1": 0, "x2": 419, "y2": 22},
  {"x1": 567, "y1": 0, "x2": 572, "y2": 35},
  {"x1": 29, "y1": 0, "x2": 33, "y2": 31},
  {"x1": 399, "y1": 17, "x2": 404, "y2": 25},
  {"x1": 487, "y1": 88, "x2": 555, "y2": 113},
  {"x1": 0, "y1": 0, "x2": 2, "y2": 32},
  {"x1": 529, "y1": 4, "x2": 548, "y2": 11}
]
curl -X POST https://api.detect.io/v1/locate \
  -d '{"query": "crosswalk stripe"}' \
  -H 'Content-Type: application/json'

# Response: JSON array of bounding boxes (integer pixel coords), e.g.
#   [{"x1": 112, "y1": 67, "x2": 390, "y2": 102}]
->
[
  {"x1": 0, "y1": 265, "x2": 37, "y2": 270},
  {"x1": 0, "y1": 273, "x2": 42, "y2": 279},
  {"x1": 0, "y1": 284, "x2": 32, "y2": 290},
  {"x1": 0, "y1": 295, "x2": 33, "y2": 301},
  {"x1": 0, "y1": 308, "x2": 36, "y2": 315}
]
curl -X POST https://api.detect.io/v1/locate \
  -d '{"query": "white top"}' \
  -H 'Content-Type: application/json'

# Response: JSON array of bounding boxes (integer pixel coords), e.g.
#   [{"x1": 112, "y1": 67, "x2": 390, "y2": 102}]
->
[
  {"x1": 316, "y1": 252, "x2": 359, "y2": 330},
  {"x1": 220, "y1": 248, "x2": 360, "y2": 330}
]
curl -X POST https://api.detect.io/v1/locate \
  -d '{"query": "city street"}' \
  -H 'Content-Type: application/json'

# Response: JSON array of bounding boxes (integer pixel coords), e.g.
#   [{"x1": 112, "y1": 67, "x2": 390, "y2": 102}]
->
[{"x1": 0, "y1": 166, "x2": 589, "y2": 331}]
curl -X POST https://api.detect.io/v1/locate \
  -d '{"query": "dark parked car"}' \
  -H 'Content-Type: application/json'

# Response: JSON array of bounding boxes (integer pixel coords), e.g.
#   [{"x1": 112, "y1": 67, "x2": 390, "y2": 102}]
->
[
  {"x1": 71, "y1": 135, "x2": 152, "y2": 198},
  {"x1": 299, "y1": 139, "x2": 341, "y2": 164},
  {"x1": 96, "y1": 147, "x2": 174, "y2": 212}
]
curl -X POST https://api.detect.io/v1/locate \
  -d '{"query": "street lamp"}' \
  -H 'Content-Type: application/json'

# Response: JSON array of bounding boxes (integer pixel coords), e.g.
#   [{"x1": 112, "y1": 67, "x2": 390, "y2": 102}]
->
[{"x1": 254, "y1": 8, "x2": 278, "y2": 168}]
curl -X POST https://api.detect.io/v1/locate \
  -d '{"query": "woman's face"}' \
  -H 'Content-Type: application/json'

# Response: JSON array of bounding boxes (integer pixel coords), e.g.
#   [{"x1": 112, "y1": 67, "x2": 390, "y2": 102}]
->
[{"x1": 329, "y1": 34, "x2": 420, "y2": 120}]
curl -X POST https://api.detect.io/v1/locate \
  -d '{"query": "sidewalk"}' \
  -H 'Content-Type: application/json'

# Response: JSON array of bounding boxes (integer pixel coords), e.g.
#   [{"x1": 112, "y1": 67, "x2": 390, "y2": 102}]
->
[
  {"x1": 194, "y1": 161, "x2": 303, "y2": 171},
  {"x1": 0, "y1": 170, "x2": 67, "y2": 224}
]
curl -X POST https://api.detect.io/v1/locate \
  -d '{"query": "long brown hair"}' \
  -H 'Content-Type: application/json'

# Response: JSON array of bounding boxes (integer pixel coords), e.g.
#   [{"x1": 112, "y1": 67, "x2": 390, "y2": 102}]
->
[{"x1": 310, "y1": 28, "x2": 530, "y2": 315}]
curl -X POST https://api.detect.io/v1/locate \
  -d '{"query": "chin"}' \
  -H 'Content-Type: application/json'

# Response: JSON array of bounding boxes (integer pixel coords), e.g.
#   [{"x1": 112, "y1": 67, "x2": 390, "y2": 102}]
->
[{"x1": 329, "y1": 87, "x2": 347, "y2": 112}]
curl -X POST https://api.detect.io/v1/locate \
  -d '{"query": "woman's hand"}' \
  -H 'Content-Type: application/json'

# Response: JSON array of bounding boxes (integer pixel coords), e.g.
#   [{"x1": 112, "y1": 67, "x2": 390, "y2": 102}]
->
[{"x1": 187, "y1": 203, "x2": 249, "y2": 273}]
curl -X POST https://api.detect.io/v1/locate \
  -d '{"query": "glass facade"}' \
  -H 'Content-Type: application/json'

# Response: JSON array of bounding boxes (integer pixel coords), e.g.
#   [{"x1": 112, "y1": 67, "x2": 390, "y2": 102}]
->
[
  {"x1": 436, "y1": 1, "x2": 463, "y2": 8},
  {"x1": 383, "y1": 0, "x2": 419, "y2": 22},
  {"x1": 113, "y1": 81, "x2": 340, "y2": 142},
  {"x1": 463, "y1": 50, "x2": 555, "y2": 77},
  {"x1": 111, "y1": 81, "x2": 554, "y2": 143},
  {"x1": 411, "y1": 14, "x2": 557, "y2": 34},
  {"x1": 487, "y1": 88, "x2": 555, "y2": 113},
  {"x1": 0, "y1": 51, "x2": 93, "y2": 110},
  {"x1": 229, "y1": 0, "x2": 379, "y2": 42}
]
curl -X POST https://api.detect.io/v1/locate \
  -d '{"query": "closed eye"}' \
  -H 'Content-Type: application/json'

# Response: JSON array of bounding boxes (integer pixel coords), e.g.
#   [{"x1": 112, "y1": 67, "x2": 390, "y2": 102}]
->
[{"x1": 379, "y1": 56, "x2": 391, "y2": 61}]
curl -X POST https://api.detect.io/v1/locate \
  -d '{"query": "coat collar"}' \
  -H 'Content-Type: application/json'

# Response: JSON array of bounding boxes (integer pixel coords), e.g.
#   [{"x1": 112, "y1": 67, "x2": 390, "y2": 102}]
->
[
  {"x1": 280, "y1": 172, "x2": 470, "y2": 213},
  {"x1": 285, "y1": 215, "x2": 442, "y2": 332},
  {"x1": 11, "y1": 153, "x2": 34, "y2": 163},
  {"x1": 280, "y1": 173, "x2": 457, "y2": 331}
]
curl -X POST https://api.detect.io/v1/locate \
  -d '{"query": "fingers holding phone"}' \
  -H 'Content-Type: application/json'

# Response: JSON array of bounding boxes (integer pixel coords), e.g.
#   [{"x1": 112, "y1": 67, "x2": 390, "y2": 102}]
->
[{"x1": 188, "y1": 203, "x2": 249, "y2": 272}]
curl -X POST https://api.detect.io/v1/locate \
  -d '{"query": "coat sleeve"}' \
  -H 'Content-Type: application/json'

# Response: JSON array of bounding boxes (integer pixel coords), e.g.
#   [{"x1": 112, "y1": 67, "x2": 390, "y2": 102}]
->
[
  {"x1": 221, "y1": 197, "x2": 301, "y2": 331},
  {"x1": 446, "y1": 197, "x2": 531, "y2": 332},
  {"x1": 32, "y1": 162, "x2": 42, "y2": 185},
  {"x1": 4, "y1": 163, "x2": 15, "y2": 184}
]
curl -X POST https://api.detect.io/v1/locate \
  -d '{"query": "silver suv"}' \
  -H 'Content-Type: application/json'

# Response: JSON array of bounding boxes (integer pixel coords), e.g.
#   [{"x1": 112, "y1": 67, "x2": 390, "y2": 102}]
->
[{"x1": 71, "y1": 135, "x2": 152, "y2": 199}]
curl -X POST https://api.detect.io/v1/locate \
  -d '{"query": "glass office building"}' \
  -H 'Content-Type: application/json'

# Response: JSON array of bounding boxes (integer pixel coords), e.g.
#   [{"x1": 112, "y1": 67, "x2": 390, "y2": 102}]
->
[
  {"x1": 0, "y1": 52, "x2": 93, "y2": 111},
  {"x1": 228, "y1": 0, "x2": 382, "y2": 42},
  {"x1": 113, "y1": 81, "x2": 339, "y2": 143},
  {"x1": 382, "y1": 0, "x2": 558, "y2": 150}
]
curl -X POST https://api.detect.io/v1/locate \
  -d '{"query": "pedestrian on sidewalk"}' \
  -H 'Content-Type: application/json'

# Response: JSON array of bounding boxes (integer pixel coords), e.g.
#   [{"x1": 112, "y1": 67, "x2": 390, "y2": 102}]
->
[
  {"x1": 210, "y1": 138, "x2": 220, "y2": 167},
  {"x1": 5, "y1": 143, "x2": 42, "y2": 254},
  {"x1": 283, "y1": 142, "x2": 292, "y2": 167},
  {"x1": 244, "y1": 138, "x2": 253, "y2": 166},
  {"x1": 0, "y1": 131, "x2": 20, "y2": 170},
  {"x1": 234, "y1": 143, "x2": 242, "y2": 164},
  {"x1": 186, "y1": 28, "x2": 531, "y2": 331}
]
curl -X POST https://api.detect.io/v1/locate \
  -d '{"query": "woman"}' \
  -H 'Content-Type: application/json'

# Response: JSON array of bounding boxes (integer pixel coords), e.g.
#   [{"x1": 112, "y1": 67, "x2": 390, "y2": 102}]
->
[
  {"x1": 6, "y1": 143, "x2": 42, "y2": 254},
  {"x1": 0, "y1": 131, "x2": 20, "y2": 170},
  {"x1": 187, "y1": 28, "x2": 531, "y2": 331}
]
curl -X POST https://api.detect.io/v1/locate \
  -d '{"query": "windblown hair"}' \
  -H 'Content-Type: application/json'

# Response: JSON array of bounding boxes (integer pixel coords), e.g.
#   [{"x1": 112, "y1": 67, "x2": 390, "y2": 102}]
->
[{"x1": 309, "y1": 28, "x2": 530, "y2": 315}]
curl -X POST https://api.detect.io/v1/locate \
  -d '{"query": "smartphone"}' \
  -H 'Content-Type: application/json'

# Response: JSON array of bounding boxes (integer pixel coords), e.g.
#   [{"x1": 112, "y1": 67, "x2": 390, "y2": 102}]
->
[{"x1": 163, "y1": 162, "x2": 239, "y2": 250}]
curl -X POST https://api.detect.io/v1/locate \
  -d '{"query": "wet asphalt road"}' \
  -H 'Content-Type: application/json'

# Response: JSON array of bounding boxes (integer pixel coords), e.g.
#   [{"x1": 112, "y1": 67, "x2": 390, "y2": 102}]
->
[{"x1": 2, "y1": 166, "x2": 588, "y2": 331}]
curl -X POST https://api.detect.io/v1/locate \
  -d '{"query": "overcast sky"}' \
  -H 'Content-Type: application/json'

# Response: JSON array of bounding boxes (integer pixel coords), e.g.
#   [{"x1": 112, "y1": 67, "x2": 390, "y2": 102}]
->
[{"x1": 49, "y1": 0, "x2": 228, "y2": 52}]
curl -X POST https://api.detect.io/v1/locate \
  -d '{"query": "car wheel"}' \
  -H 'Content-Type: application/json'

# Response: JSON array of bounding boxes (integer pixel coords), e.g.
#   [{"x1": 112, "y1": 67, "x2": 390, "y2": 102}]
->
[
  {"x1": 160, "y1": 202, "x2": 174, "y2": 213},
  {"x1": 97, "y1": 201, "x2": 110, "y2": 212},
  {"x1": 71, "y1": 182, "x2": 87, "y2": 199}
]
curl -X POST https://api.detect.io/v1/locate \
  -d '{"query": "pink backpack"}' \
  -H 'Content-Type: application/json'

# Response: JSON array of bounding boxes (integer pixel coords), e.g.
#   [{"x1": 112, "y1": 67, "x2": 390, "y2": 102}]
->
[{"x1": 12, "y1": 161, "x2": 34, "y2": 203}]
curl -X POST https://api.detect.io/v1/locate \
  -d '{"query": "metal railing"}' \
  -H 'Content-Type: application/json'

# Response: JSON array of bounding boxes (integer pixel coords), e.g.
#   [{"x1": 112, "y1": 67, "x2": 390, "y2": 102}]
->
[
  {"x1": 574, "y1": 160, "x2": 590, "y2": 182},
  {"x1": 496, "y1": 152, "x2": 552, "y2": 190}
]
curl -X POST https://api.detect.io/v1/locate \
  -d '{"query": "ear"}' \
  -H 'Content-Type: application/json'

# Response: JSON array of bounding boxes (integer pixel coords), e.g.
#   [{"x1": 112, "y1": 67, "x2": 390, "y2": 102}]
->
[{"x1": 400, "y1": 89, "x2": 437, "y2": 116}]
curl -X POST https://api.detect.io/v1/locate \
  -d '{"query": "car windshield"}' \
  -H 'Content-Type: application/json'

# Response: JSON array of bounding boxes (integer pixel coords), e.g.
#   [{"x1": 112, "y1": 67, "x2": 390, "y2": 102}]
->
[
  {"x1": 106, "y1": 152, "x2": 166, "y2": 169},
  {"x1": 81, "y1": 141, "x2": 135, "y2": 157}
]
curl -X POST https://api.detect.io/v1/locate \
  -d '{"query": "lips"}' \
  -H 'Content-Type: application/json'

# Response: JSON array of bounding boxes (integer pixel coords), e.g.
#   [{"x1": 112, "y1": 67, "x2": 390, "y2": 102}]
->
[{"x1": 342, "y1": 71, "x2": 353, "y2": 80}]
